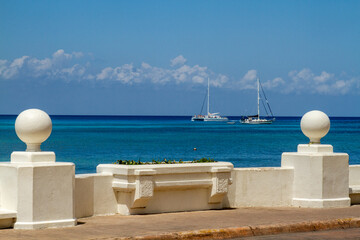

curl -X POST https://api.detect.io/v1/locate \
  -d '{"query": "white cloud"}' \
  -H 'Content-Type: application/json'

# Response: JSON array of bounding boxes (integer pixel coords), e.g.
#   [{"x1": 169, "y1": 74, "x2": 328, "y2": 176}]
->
[
  {"x1": 171, "y1": 65, "x2": 208, "y2": 84},
  {"x1": 96, "y1": 67, "x2": 113, "y2": 80},
  {"x1": 72, "y1": 52, "x2": 84, "y2": 58},
  {"x1": 315, "y1": 84, "x2": 331, "y2": 94},
  {"x1": 95, "y1": 59, "x2": 222, "y2": 86},
  {"x1": 235, "y1": 70, "x2": 285, "y2": 91},
  {"x1": 172, "y1": 65, "x2": 191, "y2": 82},
  {"x1": 243, "y1": 70, "x2": 257, "y2": 82},
  {"x1": 84, "y1": 74, "x2": 95, "y2": 80},
  {"x1": 236, "y1": 70, "x2": 258, "y2": 89},
  {"x1": 28, "y1": 58, "x2": 52, "y2": 72},
  {"x1": 52, "y1": 49, "x2": 72, "y2": 61},
  {"x1": 290, "y1": 68, "x2": 313, "y2": 81},
  {"x1": 212, "y1": 74, "x2": 228, "y2": 87},
  {"x1": 60, "y1": 64, "x2": 86, "y2": 77},
  {"x1": 142, "y1": 65, "x2": 171, "y2": 84},
  {"x1": 192, "y1": 75, "x2": 205, "y2": 84},
  {"x1": 170, "y1": 55, "x2": 187, "y2": 66},
  {"x1": 141, "y1": 62, "x2": 151, "y2": 69},
  {"x1": 231, "y1": 68, "x2": 359, "y2": 95},
  {"x1": 2, "y1": 56, "x2": 29, "y2": 79},
  {"x1": 0, "y1": 60, "x2": 7, "y2": 75},
  {"x1": 10, "y1": 56, "x2": 29, "y2": 68},
  {"x1": 262, "y1": 77, "x2": 285, "y2": 89},
  {"x1": 314, "y1": 71, "x2": 333, "y2": 83},
  {"x1": 285, "y1": 68, "x2": 358, "y2": 94},
  {"x1": 113, "y1": 64, "x2": 141, "y2": 84},
  {"x1": 1, "y1": 51, "x2": 359, "y2": 95},
  {"x1": 0, "y1": 49, "x2": 87, "y2": 80},
  {"x1": 96, "y1": 64, "x2": 143, "y2": 84},
  {"x1": 331, "y1": 79, "x2": 355, "y2": 94}
]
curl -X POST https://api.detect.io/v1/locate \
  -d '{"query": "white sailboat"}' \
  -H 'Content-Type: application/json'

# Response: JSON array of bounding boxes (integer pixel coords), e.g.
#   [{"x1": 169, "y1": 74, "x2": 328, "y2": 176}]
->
[
  {"x1": 241, "y1": 78, "x2": 275, "y2": 124},
  {"x1": 191, "y1": 78, "x2": 228, "y2": 122}
]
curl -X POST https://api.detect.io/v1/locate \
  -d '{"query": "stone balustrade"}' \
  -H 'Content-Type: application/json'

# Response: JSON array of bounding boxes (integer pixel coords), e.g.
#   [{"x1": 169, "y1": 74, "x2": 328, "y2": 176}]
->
[{"x1": 0, "y1": 109, "x2": 357, "y2": 229}]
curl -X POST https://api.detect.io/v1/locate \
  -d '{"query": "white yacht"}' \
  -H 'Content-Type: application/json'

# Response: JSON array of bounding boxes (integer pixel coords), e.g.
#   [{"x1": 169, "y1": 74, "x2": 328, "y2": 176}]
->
[
  {"x1": 191, "y1": 78, "x2": 228, "y2": 122},
  {"x1": 204, "y1": 112, "x2": 228, "y2": 122},
  {"x1": 241, "y1": 78, "x2": 275, "y2": 124}
]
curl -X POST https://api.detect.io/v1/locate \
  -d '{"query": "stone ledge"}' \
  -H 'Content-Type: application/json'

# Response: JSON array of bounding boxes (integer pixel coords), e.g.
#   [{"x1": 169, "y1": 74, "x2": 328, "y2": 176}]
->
[
  {"x1": 14, "y1": 219, "x2": 77, "y2": 230},
  {"x1": 10, "y1": 151, "x2": 55, "y2": 163},
  {"x1": 0, "y1": 209, "x2": 17, "y2": 219},
  {"x1": 0, "y1": 209, "x2": 17, "y2": 229},
  {"x1": 297, "y1": 144, "x2": 333, "y2": 153},
  {"x1": 117, "y1": 218, "x2": 360, "y2": 240},
  {"x1": 349, "y1": 186, "x2": 360, "y2": 194}
]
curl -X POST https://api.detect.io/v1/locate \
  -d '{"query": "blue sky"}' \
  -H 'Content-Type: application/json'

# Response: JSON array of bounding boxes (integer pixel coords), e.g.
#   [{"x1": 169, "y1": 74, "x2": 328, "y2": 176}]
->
[{"x1": 0, "y1": 0, "x2": 359, "y2": 116}]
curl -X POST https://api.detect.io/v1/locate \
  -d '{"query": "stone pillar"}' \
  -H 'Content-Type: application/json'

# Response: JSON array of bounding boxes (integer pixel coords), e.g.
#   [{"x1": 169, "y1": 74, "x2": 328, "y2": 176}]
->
[
  {"x1": 281, "y1": 110, "x2": 350, "y2": 208},
  {"x1": 0, "y1": 109, "x2": 76, "y2": 229}
]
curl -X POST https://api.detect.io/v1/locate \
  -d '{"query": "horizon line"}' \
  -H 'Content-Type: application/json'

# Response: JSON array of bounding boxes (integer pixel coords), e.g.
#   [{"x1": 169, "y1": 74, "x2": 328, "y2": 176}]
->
[{"x1": 0, "y1": 114, "x2": 360, "y2": 118}]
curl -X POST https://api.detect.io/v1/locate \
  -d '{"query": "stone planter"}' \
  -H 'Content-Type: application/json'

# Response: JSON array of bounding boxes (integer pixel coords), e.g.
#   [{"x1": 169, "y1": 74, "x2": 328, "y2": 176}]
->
[{"x1": 97, "y1": 162, "x2": 233, "y2": 215}]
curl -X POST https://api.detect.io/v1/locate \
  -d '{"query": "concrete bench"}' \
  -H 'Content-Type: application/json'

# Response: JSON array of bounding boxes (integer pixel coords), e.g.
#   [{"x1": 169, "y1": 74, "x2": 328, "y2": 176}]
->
[
  {"x1": 349, "y1": 186, "x2": 360, "y2": 204},
  {"x1": 349, "y1": 186, "x2": 360, "y2": 194},
  {"x1": 0, "y1": 209, "x2": 17, "y2": 228}
]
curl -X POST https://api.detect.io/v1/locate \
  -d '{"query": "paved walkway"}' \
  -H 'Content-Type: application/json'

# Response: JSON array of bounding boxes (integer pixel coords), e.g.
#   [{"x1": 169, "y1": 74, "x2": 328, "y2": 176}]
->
[
  {"x1": 235, "y1": 228, "x2": 360, "y2": 239},
  {"x1": 1, "y1": 206, "x2": 360, "y2": 239}
]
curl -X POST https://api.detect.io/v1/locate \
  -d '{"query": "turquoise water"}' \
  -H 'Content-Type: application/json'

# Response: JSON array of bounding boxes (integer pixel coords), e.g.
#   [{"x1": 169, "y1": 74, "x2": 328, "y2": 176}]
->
[{"x1": 0, "y1": 116, "x2": 359, "y2": 174}]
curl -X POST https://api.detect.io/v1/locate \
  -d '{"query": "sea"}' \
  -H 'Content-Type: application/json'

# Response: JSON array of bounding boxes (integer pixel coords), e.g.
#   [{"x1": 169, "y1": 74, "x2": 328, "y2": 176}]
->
[{"x1": 0, "y1": 115, "x2": 359, "y2": 174}]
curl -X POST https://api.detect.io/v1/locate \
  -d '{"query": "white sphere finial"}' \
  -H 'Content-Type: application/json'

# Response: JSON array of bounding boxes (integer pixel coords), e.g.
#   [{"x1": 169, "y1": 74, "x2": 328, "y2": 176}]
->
[
  {"x1": 300, "y1": 110, "x2": 330, "y2": 144},
  {"x1": 15, "y1": 109, "x2": 52, "y2": 152}
]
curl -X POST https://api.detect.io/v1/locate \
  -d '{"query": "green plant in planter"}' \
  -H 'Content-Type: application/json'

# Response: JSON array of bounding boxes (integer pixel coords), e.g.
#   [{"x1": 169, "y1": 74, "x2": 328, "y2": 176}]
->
[{"x1": 191, "y1": 157, "x2": 216, "y2": 163}]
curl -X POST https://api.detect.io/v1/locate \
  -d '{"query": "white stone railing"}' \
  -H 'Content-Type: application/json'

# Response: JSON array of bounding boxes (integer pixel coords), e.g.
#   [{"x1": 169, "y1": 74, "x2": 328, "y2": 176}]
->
[
  {"x1": 227, "y1": 167, "x2": 294, "y2": 208},
  {"x1": 0, "y1": 109, "x2": 358, "y2": 230},
  {"x1": 74, "y1": 173, "x2": 117, "y2": 219}
]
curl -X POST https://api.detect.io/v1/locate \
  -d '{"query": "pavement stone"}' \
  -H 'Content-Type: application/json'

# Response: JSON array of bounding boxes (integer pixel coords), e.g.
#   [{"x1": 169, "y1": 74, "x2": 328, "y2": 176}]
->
[
  {"x1": 1, "y1": 205, "x2": 360, "y2": 239},
  {"x1": 233, "y1": 228, "x2": 360, "y2": 239}
]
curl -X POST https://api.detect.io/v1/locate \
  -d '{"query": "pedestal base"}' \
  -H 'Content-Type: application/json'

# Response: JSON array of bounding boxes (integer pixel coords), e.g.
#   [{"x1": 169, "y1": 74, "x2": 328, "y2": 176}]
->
[
  {"x1": 11, "y1": 151, "x2": 55, "y2": 163},
  {"x1": 282, "y1": 144, "x2": 350, "y2": 209},
  {"x1": 297, "y1": 144, "x2": 333, "y2": 153},
  {"x1": 292, "y1": 197, "x2": 350, "y2": 208},
  {"x1": 0, "y1": 155, "x2": 76, "y2": 230},
  {"x1": 14, "y1": 219, "x2": 76, "y2": 230}
]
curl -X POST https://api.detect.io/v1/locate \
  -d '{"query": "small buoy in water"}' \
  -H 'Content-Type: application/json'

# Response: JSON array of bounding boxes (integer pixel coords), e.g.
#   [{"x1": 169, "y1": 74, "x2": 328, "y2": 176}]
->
[{"x1": 193, "y1": 147, "x2": 197, "y2": 151}]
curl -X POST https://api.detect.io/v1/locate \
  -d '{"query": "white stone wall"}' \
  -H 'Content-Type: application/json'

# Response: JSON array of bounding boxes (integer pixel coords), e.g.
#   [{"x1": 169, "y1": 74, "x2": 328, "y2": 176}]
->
[
  {"x1": 0, "y1": 165, "x2": 18, "y2": 211},
  {"x1": 349, "y1": 165, "x2": 360, "y2": 204},
  {"x1": 73, "y1": 163, "x2": 359, "y2": 217},
  {"x1": 75, "y1": 173, "x2": 117, "y2": 218},
  {"x1": 226, "y1": 167, "x2": 293, "y2": 208},
  {"x1": 349, "y1": 165, "x2": 360, "y2": 186}
]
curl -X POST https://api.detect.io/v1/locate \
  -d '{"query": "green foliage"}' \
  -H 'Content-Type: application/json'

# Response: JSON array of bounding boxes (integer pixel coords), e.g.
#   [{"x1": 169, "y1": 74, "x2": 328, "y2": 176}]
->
[
  {"x1": 114, "y1": 157, "x2": 216, "y2": 165},
  {"x1": 191, "y1": 157, "x2": 216, "y2": 163}
]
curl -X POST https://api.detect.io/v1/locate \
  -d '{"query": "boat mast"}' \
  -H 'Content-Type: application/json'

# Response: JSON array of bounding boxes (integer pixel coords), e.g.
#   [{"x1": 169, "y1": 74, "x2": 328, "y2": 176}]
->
[
  {"x1": 207, "y1": 78, "x2": 210, "y2": 115},
  {"x1": 257, "y1": 78, "x2": 260, "y2": 120}
]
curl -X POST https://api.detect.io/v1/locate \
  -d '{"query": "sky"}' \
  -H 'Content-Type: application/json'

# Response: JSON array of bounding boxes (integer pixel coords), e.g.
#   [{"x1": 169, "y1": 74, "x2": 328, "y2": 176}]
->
[{"x1": 0, "y1": 0, "x2": 359, "y2": 116}]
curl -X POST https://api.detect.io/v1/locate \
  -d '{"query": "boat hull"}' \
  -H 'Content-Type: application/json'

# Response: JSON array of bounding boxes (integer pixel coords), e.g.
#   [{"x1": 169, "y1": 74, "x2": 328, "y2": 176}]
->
[
  {"x1": 191, "y1": 115, "x2": 228, "y2": 122},
  {"x1": 204, "y1": 117, "x2": 228, "y2": 122},
  {"x1": 191, "y1": 117, "x2": 205, "y2": 121},
  {"x1": 241, "y1": 121, "x2": 273, "y2": 124},
  {"x1": 241, "y1": 118, "x2": 275, "y2": 124}
]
